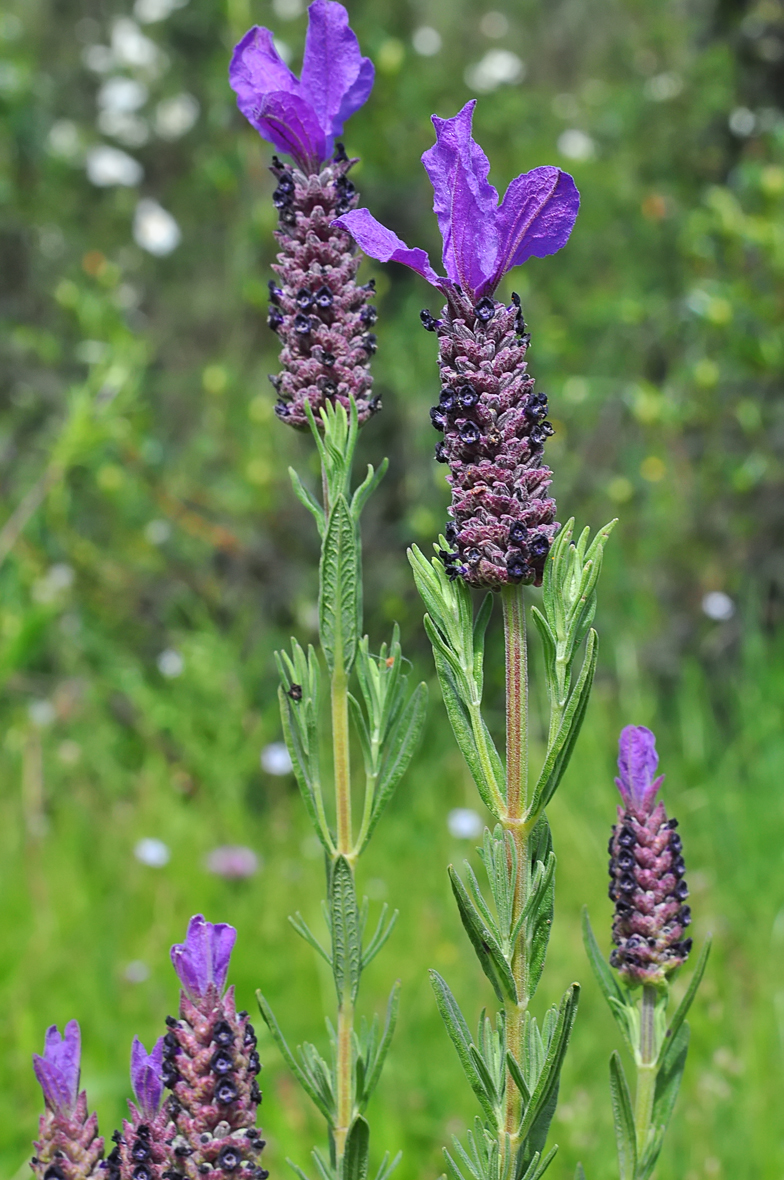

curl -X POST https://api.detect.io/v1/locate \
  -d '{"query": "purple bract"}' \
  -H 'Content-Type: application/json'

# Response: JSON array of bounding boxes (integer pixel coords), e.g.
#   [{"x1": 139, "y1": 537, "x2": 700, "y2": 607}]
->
[
  {"x1": 170, "y1": 914, "x2": 237, "y2": 1002},
  {"x1": 32, "y1": 1020, "x2": 81, "y2": 1116},
  {"x1": 615, "y1": 724, "x2": 665, "y2": 815},
  {"x1": 130, "y1": 1036, "x2": 165, "y2": 1121},
  {"x1": 229, "y1": 0, "x2": 374, "y2": 172},
  {"x1": 335, "y1": 100, "x2": 579, "y2": 301}
]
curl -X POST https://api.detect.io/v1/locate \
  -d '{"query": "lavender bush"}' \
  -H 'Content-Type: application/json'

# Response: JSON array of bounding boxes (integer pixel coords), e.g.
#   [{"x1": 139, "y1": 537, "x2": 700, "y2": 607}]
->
[{"x1": 25, "y1": 5, "x2": 710, "y2": 1180}]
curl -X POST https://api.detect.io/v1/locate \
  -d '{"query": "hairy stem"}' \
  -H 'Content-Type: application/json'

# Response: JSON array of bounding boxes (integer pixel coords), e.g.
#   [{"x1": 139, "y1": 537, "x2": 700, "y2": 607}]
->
[
  {"x1": 332, "y1": 664, "x2": 353, "y2": 857},
  {"x1": 334, "y1": 997, "x2": 355, "y2": 1160},
  {"x1": 501, "y1": 584, "x2": 529, "y2": 1147},
  {"x1": 634, "y1": 985, "x2": 658, "y2": 1154}
]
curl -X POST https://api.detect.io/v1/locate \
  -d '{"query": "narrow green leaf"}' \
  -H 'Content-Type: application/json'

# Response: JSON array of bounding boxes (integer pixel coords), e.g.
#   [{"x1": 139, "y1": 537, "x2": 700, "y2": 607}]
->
[
  {"x1": 289, "y1": 467, "x2": 325, "y2": 536},
  {"x1": 531, "y1": 629, "x2": 598, "y2": 813},
  {"x1": 319, "y1": 494, "x2": 360, "y2": 674},
  {"x1": 657, "y1": 938, "x2": 711, "y2": 1069},
  {"x1": 608, "y1": 1052, "x2": 637, "y2": 1180},
  {"x1": 472, "y1": 592, "x2": 494, "y2": 693},
  {"x1": 351, "y1": 458, "x2": 388, "y2": 520},
  {"x1": 520, "y1": 1145, "x2": 558, "y2": 1180},
  {"x1": 331, "y1": 855, "x2": 362, "y2": 1003},
  {"x1": 429, "y1": 970, "x2": 498, "y2": 1125},
  {"x1": 432, "y1": 647, "x2": 504, "y2": 818},
  {"x1": 342, "y1": 1116, "x2": 370, "y2": 1180},
  {"x1": 289, "y1": 912, "x2": 332, "y2": 965},
  {"x1": 361, "y1": 905, "x2": 398, "y2": 969},
  {"x1": 372, "y1": 1152, "x2": 402, "y2": 1180},
  {"x1": 581, "y1": 909, "x2": 636, "y2": 1057},
  {"x1": 311, "y1": 1149, "x2": 335, "y2": 1180},
  {"x1": 639, "y1": 1023, "x2": 690, "y2": 1179},
  {"x1": 256, "y1": 992, "x2": 334, "y2": 1121},
  {"x1": 362, "y1": 681, "x2": 428, "y2": 850},
  {"x1": 449, "y1": 866, "x2": 516, "y2": 1003},
  {"x1": 505, "y1": 1050, "x2": 531, "y2": 1105},
  {"x1": 360, "y1": 981, "x2": 400, "y2": 1107},
  {"x1": 574, "y1": 1165, "x2": 586, "y2": 1180},
  {"x1": 517, "y1": 984, "x2": 579, "y2": 1150},
  {"x1": 286, "y1": 1160, "x2": 313, "y2": 1180}
]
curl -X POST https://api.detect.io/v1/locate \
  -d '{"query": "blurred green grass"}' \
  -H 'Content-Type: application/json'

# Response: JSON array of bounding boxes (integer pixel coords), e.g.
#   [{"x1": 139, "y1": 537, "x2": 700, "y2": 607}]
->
[{"x1": 1, "y1": 0, "x2": 784, "y2": 1176}]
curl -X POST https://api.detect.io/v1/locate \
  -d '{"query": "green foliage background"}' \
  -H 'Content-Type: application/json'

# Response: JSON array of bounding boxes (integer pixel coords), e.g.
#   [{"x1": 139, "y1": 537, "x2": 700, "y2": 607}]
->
[{"x1": 1, "y1": 0, "x2": 783, "y2": 1176}]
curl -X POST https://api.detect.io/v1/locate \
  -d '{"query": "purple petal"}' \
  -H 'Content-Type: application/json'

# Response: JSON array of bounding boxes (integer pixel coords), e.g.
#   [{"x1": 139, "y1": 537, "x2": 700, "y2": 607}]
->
[
  {"x1": 130, "y1": 1036, "x2": 164, "y2": 1120},
  {"x1": 300, "y1": 0, "x2": 374, "y2": 149},
  {"x1": 252, "y1": 91, "x2": 326, "y2": 172},
  {"x1": 171, "y1": 914, "x2": 237, "y2": 1001},
  {"x1": 488, "y1": 167, "x2": 580, "y2": 292},
  {"x1": 422, "y1": 100, "x2": 499, "y2": 297},
  {"x1": 229, "y1": 26, "x2": 300, "y2": 111},
  {"x1": 33, "y1": 1021, "x2": 81, "y2": 1115},
  {"x1": 333, "y1": 208, "x2": 444, "y2": 287},
  {"x1": 615, "y1": 725, "x2": 664, "y2": 813}
]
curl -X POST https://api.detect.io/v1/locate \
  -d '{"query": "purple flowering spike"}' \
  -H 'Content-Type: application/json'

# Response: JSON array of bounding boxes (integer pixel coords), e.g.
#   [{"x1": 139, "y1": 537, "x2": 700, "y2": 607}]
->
[
  {"x1": 130, "y1": 1036, "x2": 164, "y2": 1120},
  {"x1": 615, "y1": 725, "x2": 665, "y2": 815},
  {"x1": 230, "y1": 0, "x2": 373, "y2": 172},
  {"x1": 32, "y1": 1020, "x2": 81, "y2": 1116},
  {"x1": 336, "y1": 99, "x2": 579, "y2": 301},
  {"x1": 170, "y1": 914, "x2": 237, "y2": 1002}
]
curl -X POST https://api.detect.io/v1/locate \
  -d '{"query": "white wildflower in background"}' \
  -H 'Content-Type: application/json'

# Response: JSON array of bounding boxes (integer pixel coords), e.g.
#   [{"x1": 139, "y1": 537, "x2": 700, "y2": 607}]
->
[
  {"x1": 157, "y1": 648, "x2": 184, "y2": 677},
  {"x1": 28, "y1": 700, "x2": 57, "y2": 728},
  {"x1": 124, "y1": 960, "x2": 150, "y2": 982},
  {"x1": 412, "y1": 27, "x2": 441, "y2": 56},
  {"x1": 205, "y1": 845, "x2": 260, "y2": 879},
  {"x1": 134, "y1": 837, "x2": 170, "y2": 866},
  {"x1": 702, "y1": 591, "x2": 735, "y2": 621},
  {"x1": 447, "y1": 808, "x2": 484, "y2": 840},
  {"x1": 86, "y1": 144, "x2": 143, "y2": 186},
  {"x1": 479, "y1": 11, "x2": 509, "y2": 37},
  {"x1": 111, "y1": 19, "x2": 162, "y2": 70},
  {"x1": 261, "y1": 742, "x2": 293, "y2": 776},
  {"x1": 557, "y1": 129, "x2": 596, "y2": 161},
  {"x1": 47, "y1": 120, "x2": 82, "y2": 160},
  {"x1": 134, "y1": 0, "x2": 189, "y2": 23},
  {"x1": 644, "y1": 72, "x2": 684, "y2": 101},
  {"x1": 729, "y1": 107, "x2": 756, "y2": 136},
  {"x1": 133, "y1": 199, "x2": 181, "y2": 255},
  {"x1": 272, "y1": 0, "x2": 304, "y2": 18},
  {"x1": 155, "y1": 93, "x2": 199, "y2": 139},
  {"x1": 465, "y1": 49, "x2": 524, "y2": 94},
  {"x1": 97, "y1": 76, "x2": 148, "y2": 112},
  {"x1": 144, "y1": 519, "x2": 171, "y2": 544}
]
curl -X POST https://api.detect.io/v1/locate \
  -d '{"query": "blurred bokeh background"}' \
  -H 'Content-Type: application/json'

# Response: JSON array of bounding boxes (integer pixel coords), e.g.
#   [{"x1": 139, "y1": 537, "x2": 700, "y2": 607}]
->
[{"x1": 1, "y1": 0, "x2": 783, "y2": 1175}]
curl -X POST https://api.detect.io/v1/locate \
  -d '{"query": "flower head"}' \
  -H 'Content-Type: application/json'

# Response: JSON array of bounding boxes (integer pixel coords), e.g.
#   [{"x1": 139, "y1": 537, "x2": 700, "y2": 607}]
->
[
  {"x1": 130, "y1": 1036, "x2": 165, "y2": 1121},
  {"x1": 170, "y1": 914, "x2": 237, "y2": 1002},
  {"x1": 615, "y1": 724, "x2": 665, "y2": 816},
  {"x1": 32, "y1": 1020, "x2": 81, "y2": 1116},
  {"x1": 335, "y1": 100, "x2": 579, "y2": 301},
  {"x1": 230, "y1": 0, "x2": 374, "y2": 172}
]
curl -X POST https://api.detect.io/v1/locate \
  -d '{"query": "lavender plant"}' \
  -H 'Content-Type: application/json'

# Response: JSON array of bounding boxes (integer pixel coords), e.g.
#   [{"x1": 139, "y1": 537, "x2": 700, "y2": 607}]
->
[
  {"x1": 581, "y1": 727, "x2": 710, "y2": 1180},
  {"x1": 229, "y1": 8, "x2": 426, "y2": 1180},
  {"x1": 337, "y1": 101, "x2": 618, "y2": 1180},
  {"x1": 29, "y1": 916, "x2": 266, "y2": 1180}
]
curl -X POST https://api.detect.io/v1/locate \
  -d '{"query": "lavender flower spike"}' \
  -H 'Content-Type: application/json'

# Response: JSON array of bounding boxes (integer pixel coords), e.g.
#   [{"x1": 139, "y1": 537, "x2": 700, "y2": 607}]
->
[
  {"x1": 335, "y1": 100, "x2": 579, "y2": 300},
  {"x1": 33, "y1": 1021, "x2": 81, "y2": 1117},
  {"x1": 30, "y1": 1021, "x2": 104, "y2": 1180},
  {"x1": 130, "y1": 1037, "x2": 165, "y2": 1121},
  {"x1": 170, "y1": 913, "x2": 236, "y2": 1002},
  {"x1": 230, "y1": 0, "x2": 374, "y2": 173},
  {"x1": 608, "y1": 727, "x2": 692, "y2": 986}
]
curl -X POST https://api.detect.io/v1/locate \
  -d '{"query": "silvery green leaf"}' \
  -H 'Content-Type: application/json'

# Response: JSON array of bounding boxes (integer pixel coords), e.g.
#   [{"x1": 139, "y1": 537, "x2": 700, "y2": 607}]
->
[
  {"x1": 360, "y1": 981, "x2": 400, "y2": 1107},
  {"x1": 361, "y1": 680, "x2": 428, "y2": 850},
  {"x1": 289, "y1": 466, "x2": 326, "y2": 536},
  {"x1": 289, "y1": 911, "x2": 332, "y2": 966},
  {"x1": 351, "y1": 458, "x2": 388, "y2": 520},
  {"x1": 530, "y1": 629, "x2": 598, "y2": 814},
  {"x1": 449, "y1": 866, "x2": 515, "y2": 1003},
  {"x1": 657, "y1": 938, "x2": 711, "y2": 1069},
  {"x1": 372, "y1": 1152, "x2": 402, "y2": 1180},
  {"x1": 330, "y1": 855, "x2": 362, "y2": 1004},
  {"x1": 517, "y1": 1146, "x2": 558, "y2": 1180},
  {"x1": 320, "y1": 494, "x2": 360, "y2": 675},
  {"x1": 257, "y1": 992, "x2": 335, "y2": 1121},
  {"x1": 431, "y1": 645, "x2": 505, "y2": 818},
  {"x1": 526, "y1": 852, "x2": 555, "y2": 1000},
  {"x1": 581, "y1": 909, "x2": 636, "y2": 1058},
  {"x1": 574, "y1": 1165, "x2": 586, "y2": 1180},
  {"x1": 517, "y1": 985, "x2": 579, "y2": 1149},
  {"x1": 608, "y1": 1052, "x2": 637, "y2": 1180},
  {"x1": 641, "y1": 1023, "x2": 690, "y2": 1178},
  {"x1": 430, "y1": 970, "x2": 499, "y2": 1126},
  {"x1": 505, "y1": 1052, "x2": 531, "y2": 1105},
  {"x1": 287, "y1": 1160, "x2": 313, "y2": 1180},
  {"x1": 529, "y1": 606, "x2": 557, "y2": 700},
  {"x1": 275, "y1": 640, "x2": 333, "y2": 852},
  {"x1": 472, "y1": 593, "x2": 494, "y2": 694},
  {"x1": 342, "y1": 1116, "x2": 370, "y2": 1180},
  {"x1": 311, "y1": 1148, "x2": 336, "y2": 1180},
  {"x1": 361, "y1": 904, "x2": 398, "y2": 969}
]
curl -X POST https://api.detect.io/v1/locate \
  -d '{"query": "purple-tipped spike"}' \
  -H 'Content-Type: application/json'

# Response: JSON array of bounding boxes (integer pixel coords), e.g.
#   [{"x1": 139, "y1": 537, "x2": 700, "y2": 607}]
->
[
  {"x1": 170, "y1": 914, "x2": 237, "y2": 1002},
  {"x1": 32, "y1": 1021, "x2": 81, "y2": 1117},
  {"x1": 130, "y1": 1036, "x2": 165, "y2": 1121},
  {"x1": 615, "y1": 724, "x2": 665, "y2": 815}
]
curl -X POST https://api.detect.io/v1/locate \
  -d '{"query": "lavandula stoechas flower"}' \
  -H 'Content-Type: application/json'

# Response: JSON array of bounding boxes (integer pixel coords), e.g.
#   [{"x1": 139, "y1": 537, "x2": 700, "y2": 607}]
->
[
  {"x1": 230, "y1": 1, "x2": 379, "y2": 428},
  {"x1": 335, "y1": 100, "x2": 580, "y2": 589},
  {"x1": 162, "y1": 916, "x2": 267, "y2": 1180},
  {"x1": 104, "y1": 1039, "x2": 172, "y2": 1180},
  {"x1": 607, "y1": 726, "x2": 693, "y2": 986},
  {"x1": 30, "y1": 1021, "x2": 105, "y2": 1180}
]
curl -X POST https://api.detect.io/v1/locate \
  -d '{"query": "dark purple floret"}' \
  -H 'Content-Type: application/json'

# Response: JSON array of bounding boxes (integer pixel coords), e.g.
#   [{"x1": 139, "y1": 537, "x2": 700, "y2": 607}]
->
[{"x1": 607, "y1": 727, "x2": 693, "y2": 986}]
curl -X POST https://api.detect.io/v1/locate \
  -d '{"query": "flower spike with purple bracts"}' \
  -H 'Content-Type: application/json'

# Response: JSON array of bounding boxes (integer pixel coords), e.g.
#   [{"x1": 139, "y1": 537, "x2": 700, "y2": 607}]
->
[
  {"x1": 230, "y1": 2, "x2": 379, "y2": 429},
  {"x1": 30, "y1": 1021, "x2": 105, "y2": 1180},
  {"x1": 608, "y1": 726, "x2": 693, "y2": 986},
  {"x1": 163, "y1": 916, "x2": 267, "y2": 1180},
  {"x1": 104, "y1": 1039, "x2": 173, "y2": 1180},
  {"x1": 335, "y1": 101, "x2": 580, "y2": 588}
]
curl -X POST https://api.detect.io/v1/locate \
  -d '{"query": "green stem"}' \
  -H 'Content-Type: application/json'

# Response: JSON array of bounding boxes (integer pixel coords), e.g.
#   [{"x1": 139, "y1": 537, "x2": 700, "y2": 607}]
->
[
  {"x1": 334, "y1": 997, "x2": 355, "y2": 1161},
  {"x1": 501, "y1": 584, "x2": 529, "y2": 1151},
  {"x1": 332, "y1": 663, "x2": 353, "y2": 858},
  {"x1": 634, "y1": 985, "x2": 658, "y2": 1154}
]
